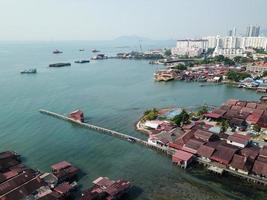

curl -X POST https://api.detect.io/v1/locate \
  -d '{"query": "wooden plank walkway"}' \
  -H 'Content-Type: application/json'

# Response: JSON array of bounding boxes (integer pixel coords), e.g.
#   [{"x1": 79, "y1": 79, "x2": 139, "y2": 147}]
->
[{"x1": 39, "y1": 109, "x2": 169, "y2": 154}]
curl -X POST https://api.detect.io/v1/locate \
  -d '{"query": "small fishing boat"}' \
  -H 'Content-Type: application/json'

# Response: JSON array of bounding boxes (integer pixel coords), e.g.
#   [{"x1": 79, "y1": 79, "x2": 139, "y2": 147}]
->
[
  {"x1": 20, "y1": 69, "x2": 37, "y2": 74},
  {"x1": 53, "y1": 49, "x2": 63, "y2": 54},
  {"x1": 92, "y1": 49, "x2": 100, "y2": 53},
  {"x1": 74, "y1": 60, "x2": 90, "y2": 64}
]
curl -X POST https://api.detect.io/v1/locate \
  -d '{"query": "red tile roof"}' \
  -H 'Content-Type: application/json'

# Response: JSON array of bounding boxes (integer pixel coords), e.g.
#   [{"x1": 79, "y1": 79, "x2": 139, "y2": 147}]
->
[
  {"x1": 172, "y1": 150, "x2": 194, "y2": 162},
  {"x1": 51, "y1": 161, "x2": 72, "y2": 171},
  {"x1": 227, "y1": 133, "x2": 251, "y2": 146},
  {"x1": 246, "y1": 102, "x2": 257, "y2": 109},
  {"x1": 240, "y1": 146, "x2": 260, "y2": 160},
  {"x1": 54, "y1": 182, "x2": 73, "y2": 194},
  {"x1": 246, "y1": 112, "x2": 263, "y2": 124},
  {"x1": 225, "y1": 99, "x2": 238, "y2": 106},
  {"x1": 252, "y1": 160, "x2": 267, "y2": 177},
  {"x1": 194, "y1": 129, "x2": 214, "y2": 142},
  {"x1": 210, "y1": 143, "x2": 239, "y2": 165},
  {"x1": 182, "y1": 139, "x2": 204, "y2": 154},
  {"x1": 197, "y1": 144, "x2": 215, "y2": 158},
  {"x1": 259, "y1": 146, "x2": 267, "y2": 158},
  {"x1": 229, "y1": 154, "x2": 251, "y2": 172}
]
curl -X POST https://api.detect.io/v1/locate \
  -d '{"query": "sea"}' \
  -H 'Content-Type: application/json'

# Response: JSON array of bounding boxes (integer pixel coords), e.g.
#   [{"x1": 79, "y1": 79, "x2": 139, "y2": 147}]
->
[{"x1": 0, "y1": 40, "x2": 265, "y2": 200}]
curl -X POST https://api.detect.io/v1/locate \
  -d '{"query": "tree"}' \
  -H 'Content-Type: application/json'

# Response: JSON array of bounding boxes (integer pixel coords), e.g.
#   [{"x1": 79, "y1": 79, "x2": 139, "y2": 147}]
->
[
  {"x1": 221, "y1": 120, "x2": 229, "y2": 133},
  {"x1": 172, "y1": 109, "x2": 190, "y2": 126},
  {"x1": 263, "y1": 71, "x2": 267, "y2": 77},
  {"x1": 174, "y1": 64, "x2": 187, "y2": 70},
  {"x1": 143, "y1": 109, "x2": 158, "y2": 121},
  {"x1": 164, "y1": 49, "x2": 172, "y2": 57},
  {"x1": 226, "y1": 70, "x2": 251, "y2": 82},
  {"x1": 197, "y1": 106, "x2": 208, "y2": 116},
  {"x1": 214, "y1": 55, "x2": 225, "y2": 62},
  {"x1": 223, "y1": 57, "x2": 235, "y2": 66},
  {"x1": 253, "y1": 124, "x2": 261, "y2": 132}
]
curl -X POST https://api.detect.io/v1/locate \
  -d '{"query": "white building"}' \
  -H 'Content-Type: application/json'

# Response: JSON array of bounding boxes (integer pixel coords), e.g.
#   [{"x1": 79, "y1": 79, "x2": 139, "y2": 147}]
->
[
  {"x1": 171, "y1": 39, "x2": 208, "y2": 57},
  {"x1": 208, "y1": 36, "x2": 267, "y2": 57}
]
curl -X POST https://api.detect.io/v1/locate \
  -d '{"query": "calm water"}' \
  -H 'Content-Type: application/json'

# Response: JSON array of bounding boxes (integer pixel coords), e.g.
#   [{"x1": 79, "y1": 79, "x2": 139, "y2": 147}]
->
[{"x1": 0, "y1": 41, "x2": 265, "y2": 200}]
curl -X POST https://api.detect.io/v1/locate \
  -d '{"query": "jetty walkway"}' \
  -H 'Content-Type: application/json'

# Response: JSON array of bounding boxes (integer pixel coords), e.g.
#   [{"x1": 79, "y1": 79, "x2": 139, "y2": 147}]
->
[{"x1": 39, "y1": 109, "x2": 171, "y2": 154}]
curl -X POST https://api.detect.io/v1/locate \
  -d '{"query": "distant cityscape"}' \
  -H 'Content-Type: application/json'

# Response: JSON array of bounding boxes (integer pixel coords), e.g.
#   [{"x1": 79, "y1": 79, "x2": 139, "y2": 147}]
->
[{"x1": 171, "y1": 25, "x2": 267, "y2": 58}]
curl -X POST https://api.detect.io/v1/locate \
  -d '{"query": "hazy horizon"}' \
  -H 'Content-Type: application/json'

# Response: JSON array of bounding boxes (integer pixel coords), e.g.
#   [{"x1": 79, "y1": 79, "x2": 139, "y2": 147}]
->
[{"x1": 0, "y1": 0, "x2": 266, "y2": 41}]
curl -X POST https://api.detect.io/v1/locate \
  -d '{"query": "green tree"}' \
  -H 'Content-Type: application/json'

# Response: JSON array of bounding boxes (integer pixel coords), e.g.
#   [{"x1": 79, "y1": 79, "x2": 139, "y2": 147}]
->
[
  {"x1": 221, "y1": 120, "x2": 229, "y2": 133},
  {"x1": 143, "y1": 108, "x2": 158, "y2": 121},
  {"x1": 224, "y1": 57, "x2": 235, "y2": 66},
  {"x1": 172, "y1": 109, "x2": 190, "y2": 126},
  {"x1": 253, "y1": 124, "x2": 261, "y2": 132},
  {"x1": 263, "y1": 71, "x2": 267, "y2": 77},
  {"x1": 197, "y1": 106, "x2": 208, "y2": 116},
  {"x1": 227, "y1": 70, "x2": 251, "y2": 82},
  {"x1": 174, "y1": 64, "x2": 187, "y2": 70},
  {"x1": 233, "y1": 56, "x2": 242, "y2": 63},
  {"x1": 214, "y1": 55, "x2": 225, "y2": 62},
  {"x1": 164, "y1": 49, "x2": 172, "y2": 57}
]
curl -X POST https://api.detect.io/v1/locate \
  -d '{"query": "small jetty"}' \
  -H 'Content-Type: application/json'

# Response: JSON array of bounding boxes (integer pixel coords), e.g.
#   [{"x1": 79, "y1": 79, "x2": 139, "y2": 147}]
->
[
  {"x1": 20, "y1": 68, "x2": 37, "y2": 74},
  {"x1": 39, "y1": 109, "x2": 168, "y2": 154},
  {"x1": 49, "y1": 63, "x2": 71, "y2": 68},
  {"x1": 74, "y1": 60, "x2": 90, "y2": 64}
]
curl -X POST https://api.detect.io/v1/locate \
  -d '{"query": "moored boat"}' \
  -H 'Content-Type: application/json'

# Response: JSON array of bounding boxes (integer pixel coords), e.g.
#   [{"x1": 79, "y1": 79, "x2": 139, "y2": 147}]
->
[
  {"x1": 49, "y1": 63, "x2": 71, "y2": 67},
  {"x1": 53, "y1": 49, "x2": 63, "y2": 54},
  {"x1": 92, "y1": 49, "x2": 100, "y2": 53},
  {"x1": 20, "y1": 68, "x2": 37, "y2": 74},
  {"x1": 74, "y1": 60, "x2": 90, "y2": 64}
]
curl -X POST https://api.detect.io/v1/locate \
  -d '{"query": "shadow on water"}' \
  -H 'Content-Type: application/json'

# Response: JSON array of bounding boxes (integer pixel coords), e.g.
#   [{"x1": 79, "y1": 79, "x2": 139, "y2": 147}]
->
[
  {"x1": 187, "y1": 164, "x2": 267, "y2": 200},
  {"x1": 128, "y1": 185, "x2": 143, "y2": 200}
]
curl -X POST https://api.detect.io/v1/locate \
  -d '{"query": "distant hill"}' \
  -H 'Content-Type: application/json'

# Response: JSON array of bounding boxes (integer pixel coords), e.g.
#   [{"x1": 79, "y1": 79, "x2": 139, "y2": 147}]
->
[
  {"x1": 113, "y1": 35, "x2": 152, "y2": 43},
  {"x1": 112, "y1": 35, "x2": 175, "y2": 48}
]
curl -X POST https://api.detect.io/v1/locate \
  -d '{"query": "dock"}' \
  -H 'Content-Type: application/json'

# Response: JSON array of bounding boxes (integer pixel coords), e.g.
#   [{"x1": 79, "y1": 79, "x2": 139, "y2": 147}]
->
[
  {"x1": 39, "y1": 109, "x2": 169, "y2": 154},
  {"x1": 39, "y1": 109, "x2": 267, "y2": 186}
]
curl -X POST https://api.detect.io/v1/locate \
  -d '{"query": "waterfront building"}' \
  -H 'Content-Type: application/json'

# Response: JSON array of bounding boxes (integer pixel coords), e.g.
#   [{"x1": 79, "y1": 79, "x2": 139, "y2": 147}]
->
[
  {"x1": 172, "y1": 150, "x2": 194, "y2": 168},
  {"x1": 246, "y1": 61, "x2": 267, "y2": 74},
  {"x1": 79, "y1": 177, "x2": 131, "y2": 200},
  {"x1": 51, "y1": 161, "x2": 80, "y2": 183},
  {"x1": 229, "y1": 154, "x2": 252, "y2": 175},
  {"x1": 171, "y1": 39, "x2": 208, "y2": 57},
  {"x1": 197, "y1": 144, "x2": 216, "y2": 162},
  {"x1": 210, "y1": 142, "x2": 239, "y2": 166},
  {"x1": 69, "y1": 110, "x2": 84, "y2": 123},
  {"x1": 226, "y1": 133, "x2": 251, "y2": 148}
]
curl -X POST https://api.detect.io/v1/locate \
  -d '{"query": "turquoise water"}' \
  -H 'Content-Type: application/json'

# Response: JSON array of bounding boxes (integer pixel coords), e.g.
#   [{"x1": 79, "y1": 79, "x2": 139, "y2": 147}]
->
[{"x1": 0, "y1": 41, "x2": 265, "y2": 200}]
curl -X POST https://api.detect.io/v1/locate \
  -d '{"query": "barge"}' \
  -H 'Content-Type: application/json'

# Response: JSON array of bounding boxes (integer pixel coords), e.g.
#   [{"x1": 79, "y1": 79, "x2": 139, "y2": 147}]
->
[
  {"x1": 20, "y1": 68, "x2": 37, "y2": 74},
  {"x1": 49, "y1": 63, "x2": 71, "y2": 68}
]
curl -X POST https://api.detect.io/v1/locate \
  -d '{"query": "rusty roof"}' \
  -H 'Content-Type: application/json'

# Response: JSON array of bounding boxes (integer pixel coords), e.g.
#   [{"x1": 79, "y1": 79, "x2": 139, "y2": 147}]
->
[
  {"x1": 227, "y1": 133, "x2": 251, "y2": 145},
  {"x1": 51, "y1": 161, "x2": 72, "y2": 171},
  {"x1": 197, "y1": 144, "x2": 215, "y2": 158}
]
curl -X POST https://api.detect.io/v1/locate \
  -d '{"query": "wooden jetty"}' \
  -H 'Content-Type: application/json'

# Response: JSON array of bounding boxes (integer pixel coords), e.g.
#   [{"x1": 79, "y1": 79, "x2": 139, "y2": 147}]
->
[
  {"x1": 39, "y1": 109, "x2": 267, "y2": 186},
  {"x1": 39, "y1": 109, "x2": 169, "y2": 154}
]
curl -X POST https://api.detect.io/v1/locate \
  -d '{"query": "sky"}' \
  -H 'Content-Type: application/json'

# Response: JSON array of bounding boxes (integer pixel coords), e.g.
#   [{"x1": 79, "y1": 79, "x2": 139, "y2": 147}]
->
[{"x1": 0, "y1": 0, "x2": 266, "y2": 41}]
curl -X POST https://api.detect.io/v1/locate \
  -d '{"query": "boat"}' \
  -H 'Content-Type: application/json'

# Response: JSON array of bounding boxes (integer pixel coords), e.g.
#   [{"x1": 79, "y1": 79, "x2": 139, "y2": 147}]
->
[
  {"x1": 92, "y1": 49, "x2": 100, "y2": 53},
  {"x1": 53, "y1": 49, "x2": 63, "y2": 54},
  {"x1": 49, "y1": 63, "x2": 71, "y2": 67},
  {"x1": 74, "y1": 60, "x2": 90, "y2": 64},
  {"x1": 79, "y1": 49, "x2": 85, "y2": 51},
  {"x1": 91, "y1": 54, "x2": 107, "y2": 60},
  {"x1": 20, "y1": 69, "x2": 37, "y2": 74},
  {"x1": 127, "y1": 137, "x2": 136, "y2": 143}
]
